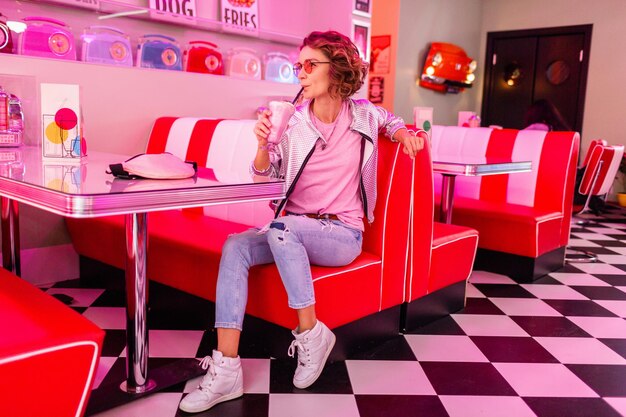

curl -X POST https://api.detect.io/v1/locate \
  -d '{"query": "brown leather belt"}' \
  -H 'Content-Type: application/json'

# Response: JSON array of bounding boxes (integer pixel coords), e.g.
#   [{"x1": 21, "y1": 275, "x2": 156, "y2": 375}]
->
[{"x1": 287, "y1": 212, "x2": 340, "y2": 221}]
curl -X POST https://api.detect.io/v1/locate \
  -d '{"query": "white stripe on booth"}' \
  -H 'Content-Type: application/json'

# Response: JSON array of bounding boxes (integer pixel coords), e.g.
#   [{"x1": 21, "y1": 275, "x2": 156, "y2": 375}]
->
[
  {"x1": 207, "y1": 120, "x2": 257, "y2": 182},
  {"x1": 455, "y1": 127, "x2": 493, "y2": 199},
  {"x1": 164, "y1": 118, "x2": 202, "y2": 159},
  {"x1": 507, "y1": 130, "x2": 547, "y2": 206},
  {"x1": 431, "y1": 126, "x2": 493, "y2": 200}
]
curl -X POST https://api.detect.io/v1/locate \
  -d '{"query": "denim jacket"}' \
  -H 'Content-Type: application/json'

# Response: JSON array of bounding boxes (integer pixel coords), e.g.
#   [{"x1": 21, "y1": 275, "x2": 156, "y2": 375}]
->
[{"x1": 251, "y1": 98, "x2": 406, "y2": 223}]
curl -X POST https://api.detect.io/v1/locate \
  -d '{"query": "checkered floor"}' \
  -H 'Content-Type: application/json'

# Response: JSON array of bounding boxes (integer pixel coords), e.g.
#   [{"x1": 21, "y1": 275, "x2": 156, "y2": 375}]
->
[{"x1": 45, "y1": 210, "x2": 626, "y2": 417}]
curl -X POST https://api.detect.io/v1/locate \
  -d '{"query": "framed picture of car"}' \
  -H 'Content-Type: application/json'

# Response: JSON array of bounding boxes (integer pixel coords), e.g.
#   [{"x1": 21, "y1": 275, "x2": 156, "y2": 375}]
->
[
  {"x1": 352, "y1": 18, "x2": 371, "y2": 62},
  {"x1": 353, "y1": 0, "x2": 371, "y2": 17}
]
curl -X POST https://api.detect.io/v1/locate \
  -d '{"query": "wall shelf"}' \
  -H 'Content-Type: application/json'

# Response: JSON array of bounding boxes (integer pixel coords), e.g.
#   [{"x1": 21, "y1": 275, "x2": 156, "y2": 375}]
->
[{"x1": 32, "y1": 0, "x2": 302, "y2": 46}]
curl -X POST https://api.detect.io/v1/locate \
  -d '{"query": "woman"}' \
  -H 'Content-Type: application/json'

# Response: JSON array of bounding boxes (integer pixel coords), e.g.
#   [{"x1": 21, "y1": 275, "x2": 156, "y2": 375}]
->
[
  {"x1": 523, "y1": 99, "x2": 572, "y2": 132},
  {"x1": 179, "y1": 30, "x2": 425, "y2": 414}
]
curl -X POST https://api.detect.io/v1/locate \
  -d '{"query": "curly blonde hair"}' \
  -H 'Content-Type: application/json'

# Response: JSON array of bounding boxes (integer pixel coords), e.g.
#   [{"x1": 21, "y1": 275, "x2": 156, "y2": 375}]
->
[{"x1": 301, "y1": 31, "x2": 369, "y2": 99}]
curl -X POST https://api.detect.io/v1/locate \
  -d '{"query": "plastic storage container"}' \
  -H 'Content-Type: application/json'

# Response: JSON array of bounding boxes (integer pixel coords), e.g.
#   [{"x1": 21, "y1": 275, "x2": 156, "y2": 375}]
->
[
  {"x1": 263, "y1": 52, "x2": 296, "y2": 84},
  {"x1": 225, "y1": 47, "x2": 261, "y2": 80},
  {"x1": 0, "y1": 12, "x2": 14, "y2": 54},
  {"x1": 137, "y1": 34, "x2": 182, "y2": 71},
  {"x1": 18, "y1": 16, "x2": 76, "y2": 60},
  {"x1": 0, "y1": 87, "x2": 24, "y2": 147},
  {"x1": 184, "y1": 40, "x2": 224, "y2": 75},
  {"x1": 81, "y1": 26, "x2": 132, "y2": 66}
]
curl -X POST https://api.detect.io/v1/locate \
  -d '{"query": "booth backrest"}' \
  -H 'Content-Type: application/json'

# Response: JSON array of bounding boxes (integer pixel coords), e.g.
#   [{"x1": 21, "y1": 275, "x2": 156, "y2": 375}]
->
[
  {"x1": 144, "y1": 117, "x2": 415, "y2": 274},
  {"x1": 407, "y1": 142, "x2": 434, "y2": 302},
  {"x1": 431, "y1": 126, "x2": 579, "y2": 209},
  {"x1": 431, "y1": 125, "x2": 580, "y2": 248},
  {"x1": 146, "y1": 117, "x2": 275, "y2": 226}
]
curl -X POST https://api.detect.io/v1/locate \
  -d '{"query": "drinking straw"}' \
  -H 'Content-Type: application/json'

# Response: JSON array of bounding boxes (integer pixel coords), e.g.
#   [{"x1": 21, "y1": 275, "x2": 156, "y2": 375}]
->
[{"x1": 292, "y1": 87, "x2": 304, "y2": 105}]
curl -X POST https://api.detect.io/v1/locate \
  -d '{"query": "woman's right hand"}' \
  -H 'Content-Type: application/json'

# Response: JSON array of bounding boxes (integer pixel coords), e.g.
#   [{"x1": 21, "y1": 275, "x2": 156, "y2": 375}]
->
[{"x1": 254, "y1": 109, "x2": 272, "y2": 149}]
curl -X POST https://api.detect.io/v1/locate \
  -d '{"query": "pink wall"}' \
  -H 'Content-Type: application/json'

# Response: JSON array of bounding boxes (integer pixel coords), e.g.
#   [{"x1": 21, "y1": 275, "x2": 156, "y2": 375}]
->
[{"x1": 370, "y1": 0, "x2": 400, "y2": 113}]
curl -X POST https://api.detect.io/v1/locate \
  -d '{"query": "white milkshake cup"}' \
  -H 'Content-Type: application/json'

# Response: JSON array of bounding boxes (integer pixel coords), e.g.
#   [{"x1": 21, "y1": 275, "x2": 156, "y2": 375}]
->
[{"x1": 267, "y1": 101, "x2": 295, "y2": 144}]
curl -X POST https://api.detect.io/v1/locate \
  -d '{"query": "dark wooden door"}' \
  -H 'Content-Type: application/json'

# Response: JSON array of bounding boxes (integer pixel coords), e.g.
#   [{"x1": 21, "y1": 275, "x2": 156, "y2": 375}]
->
[{"x1": 481, "y1": 25, "x2": 592, "y2": 133}]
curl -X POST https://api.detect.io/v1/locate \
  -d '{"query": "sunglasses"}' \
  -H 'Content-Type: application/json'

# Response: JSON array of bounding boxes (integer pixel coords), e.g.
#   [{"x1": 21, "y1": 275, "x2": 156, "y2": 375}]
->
[{"x1": 293, "y1": 59, "x2": 331, "y2": 76}]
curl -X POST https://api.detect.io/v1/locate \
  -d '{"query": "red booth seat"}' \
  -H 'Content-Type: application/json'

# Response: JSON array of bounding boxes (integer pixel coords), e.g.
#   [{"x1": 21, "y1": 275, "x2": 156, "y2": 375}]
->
[
  {"x1": 67, "y1": 117, "x2": 414, "y2": 355},
  {"x1": 0, "y1": 268, "x2": 104, "y2": 417},
  {"x1": 66, "y1": 117, "x2": 479, "y2": 348},
  {"x1": 431, "y1": 126, "x2": 580, "y2": 281},
  {"x1": 403, "y1": 132, "x2": 479, "y2": 330}
]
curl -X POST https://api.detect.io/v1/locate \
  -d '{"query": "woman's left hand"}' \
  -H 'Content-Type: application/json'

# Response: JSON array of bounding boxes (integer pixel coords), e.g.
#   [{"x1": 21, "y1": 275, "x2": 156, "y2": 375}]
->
[{"x1": 395, "y1": 129, "x2": 426, "y2": 159}]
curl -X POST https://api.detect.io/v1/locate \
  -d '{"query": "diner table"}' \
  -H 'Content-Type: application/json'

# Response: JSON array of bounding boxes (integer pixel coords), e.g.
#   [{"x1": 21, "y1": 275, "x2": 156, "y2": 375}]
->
[
  {"x1": 432, "y1": 154, "x2": 532, "y2": 224},
  {"x1": 0, "y1": 146, "x2": 285, "y2": 412}
]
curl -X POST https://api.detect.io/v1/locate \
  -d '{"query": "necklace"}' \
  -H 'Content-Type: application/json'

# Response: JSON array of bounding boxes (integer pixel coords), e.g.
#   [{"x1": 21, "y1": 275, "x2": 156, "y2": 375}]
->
[{"x1": 312, "y1": 103, "x2": 343, "y2": 150}]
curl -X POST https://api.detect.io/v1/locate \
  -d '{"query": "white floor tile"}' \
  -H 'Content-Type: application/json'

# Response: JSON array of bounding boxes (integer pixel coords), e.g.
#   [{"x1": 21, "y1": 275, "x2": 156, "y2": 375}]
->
[
  {"x1": 520, "y1": 284, "x2": 588, "y2": 300},
  {"x1": 493, "y1": 363, "x2": 599, "y2": 397},
  {"x1": 567, "y1": 316, "x2": 626, "y2": 338},
  {"x1": 92, "y1": 357, "x2": 118, "y2": 390},
  {"x1": 571, "y1": 233, "x2": 616, "y2": 241},
  {"x1": 469, "y1": 271, "x2": 516, "y2": 284},
  {"x1": 535, "y1": 337, "x2": 626, "y2": 364},
  {"x1": 586, "y1": 227, "x2": 626, "y2": 235},
  {"x1": 451, "y1": 314, "x2": 529, "y2": 337},
  {"x1": 594, "y1": 300, "x2": 626, "y2": 318},
  {"x1": 120, "y1": 330, "x2": 204, "y2": 358},
  {"x1": 45, "y1": 288, "x2": 104, "y2": 307},
  {"x1": 440, "y1": 395, "x2": 537, "y2": 417},
  {"x1": 466, "y1": 283, "x2": 486, "y2": 298},
  {"x1": 91, "y1": 392, "x2": 182, "y2": 417},
  {"x1": 269, "y1": 394, "x2": 360, "y2": 417},
  {"x1": 607, "y1": 247, "x2": 626, "y2": 256},
  {"x1": 572, "y1": 263, "x2": 626, "y2": 275},
  {"x1": 241, "y1": 358, "x2": 271, "y2": 394},
  {"x1": 345, "y1": 360, "x2": 435, "y2": 395},
  {"x1": 568, "y1": 238, "x2": 601, "y2": 247},
  {"x1": 549, "y1": 273, "x2": 611, "y2": 287},
  {"x1": 404, "y1": 335, "x2": 489, "y2": 362},
  {"x1": 597, "y1": 254, "x2": 626, "y2": 264},
  {"x1": 83, "y1": 307, "x2": 126, "y2": 330},
  {"x1": 605, "y1": 397, "x2": 626, "y2": 416},
  {"x1": 489, "y1": 298, "x2": 562, "y2": 317}
]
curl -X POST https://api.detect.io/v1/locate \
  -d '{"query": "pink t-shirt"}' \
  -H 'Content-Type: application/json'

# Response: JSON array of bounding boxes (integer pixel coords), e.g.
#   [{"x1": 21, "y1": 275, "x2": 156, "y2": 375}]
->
[{"x1": 285, "y1": 101, "x2": 364, "y2": 231}]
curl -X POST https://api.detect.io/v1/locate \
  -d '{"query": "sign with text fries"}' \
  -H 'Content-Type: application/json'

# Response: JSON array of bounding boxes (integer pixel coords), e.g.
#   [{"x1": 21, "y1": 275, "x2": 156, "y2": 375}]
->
[{"x1": 221, "y1": 0, "x2": 259, "y2": 37}]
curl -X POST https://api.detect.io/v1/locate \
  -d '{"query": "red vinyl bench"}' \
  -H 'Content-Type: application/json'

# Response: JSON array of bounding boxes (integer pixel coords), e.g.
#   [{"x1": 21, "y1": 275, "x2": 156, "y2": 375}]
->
[
  {"x1": 66, "y1": 117, "x2": 478, "y2": 352},
  {"x1": 431, "y1": 126, "x2": 580, "y2": 281},
  {"x1": 0, "y1": 268, "x2": 104, "y2": 417}
]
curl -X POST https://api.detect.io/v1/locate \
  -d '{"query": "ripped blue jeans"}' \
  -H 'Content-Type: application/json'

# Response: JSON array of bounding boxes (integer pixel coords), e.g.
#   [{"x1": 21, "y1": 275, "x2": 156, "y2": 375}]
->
[{"x1": 215, "y1": 215, "x2": 363, "y2": 330}]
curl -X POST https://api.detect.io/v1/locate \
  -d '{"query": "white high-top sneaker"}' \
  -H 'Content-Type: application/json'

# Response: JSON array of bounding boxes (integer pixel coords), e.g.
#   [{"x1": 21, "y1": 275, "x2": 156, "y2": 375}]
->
[
  {"x1": 178, "y1": 350, "x2": 244, "y2": 413},
  {"x1": 288, "y1": 320, "x2": 336, "y2": 389}
]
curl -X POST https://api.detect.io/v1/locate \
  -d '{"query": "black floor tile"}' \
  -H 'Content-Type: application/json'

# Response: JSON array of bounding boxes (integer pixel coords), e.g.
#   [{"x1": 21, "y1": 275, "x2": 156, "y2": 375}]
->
[
  {"x1": 570, "y1": 286, "x2": 626, "y2": 300},
  {"x1": 592, "y1": 240, "x2": 626, "y2": 248},
  {"x1": 419, "y1": 362, "x2": 516, "y2": 396},
  {"x1": 355, "y1": 395, "x2": 449, "y2": 417},
  {"x1": 566, "y1": 364, "x2": 626, "y2": 397},
  {"x1": 473, "y1": 284, "x2": 536, "y2": 298},
  {"x1": 349, "y1": 335, "x2": 417, "y2": 361},
  {"x1": 568, "y1": 246, "x2": 621, "y2": 255},
  {"x1": 470, "y1": 336, "x2": 559, "y2": 363},
  {"x1": 101, "y1": 329, "x2": 127, "y2": 357},
  {"x1": 510, "y1": 316, "x2": 591, "y2": 338},
  {"x1": 532, "y1": 276, "x2": 562, "y2": 285},
  {"x1": 91, "y1": 289, "x2": 126, "y2": 307},
  {"x1": 599, "y1": 338, "x2": 626, "y2": 359},
  {"x1": 523, "y1": 397, "x2": 623, "y2": 417},
  {"x1": 594, "y1": 275, "x2": 626, "y2": 286},
  {"x1": 405, "y1": 315, "x2": 466, "y2": 336},
  {"x1": 543, "y1": 300, "x2": 619, "y2": 317},
  {"x1": 269, "y1": 358, "x2": 352, "y2": 394},
  {"x1": 459, "y1": 298, "x2": 504, "y2": 315}
]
